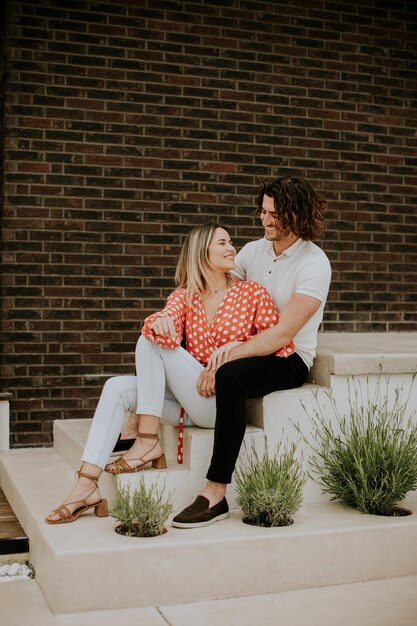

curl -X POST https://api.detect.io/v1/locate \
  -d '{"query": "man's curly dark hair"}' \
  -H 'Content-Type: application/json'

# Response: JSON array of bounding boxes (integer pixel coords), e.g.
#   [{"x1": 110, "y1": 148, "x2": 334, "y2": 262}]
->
[{"x1": 255, "y1": 176, "x2": 326, "y2": 241}]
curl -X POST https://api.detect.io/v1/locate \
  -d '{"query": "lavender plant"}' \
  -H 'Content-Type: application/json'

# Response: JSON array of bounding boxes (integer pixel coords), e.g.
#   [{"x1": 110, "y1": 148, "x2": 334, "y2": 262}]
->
[
  {"x1": 302, "y1": 374, "x2": 417, "y2": 515},
  {"x1": 235, "y1": 439, "x2": 305, "y2": 527},
  {"x1": 110, "y1": 477, "x2": 172, "y2": 537}
]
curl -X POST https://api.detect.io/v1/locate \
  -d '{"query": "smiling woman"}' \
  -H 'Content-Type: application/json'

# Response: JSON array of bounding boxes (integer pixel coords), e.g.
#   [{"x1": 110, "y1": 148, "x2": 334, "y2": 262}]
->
[
  {"x1": 174, "y1": 224, "x2": 236, "y2": 301},
  {"x1": 199, "y1": 227, "x2": 236, "y2": 324},
  {"x1": 45, "y1": 222, "x2": 291, "y2": 525}
]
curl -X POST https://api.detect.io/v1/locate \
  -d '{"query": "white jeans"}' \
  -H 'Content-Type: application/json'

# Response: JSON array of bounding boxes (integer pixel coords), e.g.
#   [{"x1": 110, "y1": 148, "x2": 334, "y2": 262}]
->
[{"x1": 82, "y1": 335, "x2": 216, "y2": 468}]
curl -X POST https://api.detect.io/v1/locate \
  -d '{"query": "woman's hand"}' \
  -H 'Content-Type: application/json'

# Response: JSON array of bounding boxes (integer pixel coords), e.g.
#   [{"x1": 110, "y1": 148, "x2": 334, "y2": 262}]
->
[
  {"x1": 197, "y1": 368, "x2": 216, "y2": 398},
  {"x1": 151, "y1": 316, "x2": 176, "y2": 339},
  {"x1": 206, "y1": 340, "x2": 243, "y2": 372}
]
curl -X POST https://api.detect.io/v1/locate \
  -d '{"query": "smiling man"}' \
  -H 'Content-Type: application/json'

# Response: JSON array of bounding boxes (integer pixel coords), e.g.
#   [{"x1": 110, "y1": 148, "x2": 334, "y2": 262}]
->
[{"x1": 172, "y1": 176, "x2": 332, "y2": 529}]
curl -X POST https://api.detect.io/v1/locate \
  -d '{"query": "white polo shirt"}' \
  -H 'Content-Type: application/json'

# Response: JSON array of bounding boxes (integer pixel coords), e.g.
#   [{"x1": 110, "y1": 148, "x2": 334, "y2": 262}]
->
[{"x1": 233, "y1": 237, "x2": 331, "y2": 368}]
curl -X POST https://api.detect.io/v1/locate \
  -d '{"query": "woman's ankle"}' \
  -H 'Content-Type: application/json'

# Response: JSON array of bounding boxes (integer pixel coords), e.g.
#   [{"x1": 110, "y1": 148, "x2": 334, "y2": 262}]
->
[
  {"x1": 136, "y1": 435, "x2": 160, "y2": 451},
  {"x1": 79, "y1": 462, "x2": 102, "y2": 480}
]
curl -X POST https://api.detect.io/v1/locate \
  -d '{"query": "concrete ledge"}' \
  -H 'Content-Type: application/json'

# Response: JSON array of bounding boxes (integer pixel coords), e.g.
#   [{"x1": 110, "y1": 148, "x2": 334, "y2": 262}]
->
[
  {"x1": 309, "y1": 332, "x2": 417, "y2": 386},
  {"x1": 3, "y1": 330, "x2": 417, "y2": 614},
  {"x1": 1, "y1": 446, "x2": 417, "y2": 613},
  {"x1": 2, "y1": 572, "x2": 417, "y2": 626},
  {"x1": 0, "y1": 393, "x2": 12, "y2": 451},
  {"x1": 160, "y1": 574, "x2": 417, "y2": 626},
  {"x1": 53, "y1": 418, "x2": 265, "y2": 511}
]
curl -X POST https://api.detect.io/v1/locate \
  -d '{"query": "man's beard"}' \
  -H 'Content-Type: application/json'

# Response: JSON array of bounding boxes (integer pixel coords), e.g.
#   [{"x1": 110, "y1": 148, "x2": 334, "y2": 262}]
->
[{"x1": 264, "y1": 226, "x2": 290, "y2": 240}]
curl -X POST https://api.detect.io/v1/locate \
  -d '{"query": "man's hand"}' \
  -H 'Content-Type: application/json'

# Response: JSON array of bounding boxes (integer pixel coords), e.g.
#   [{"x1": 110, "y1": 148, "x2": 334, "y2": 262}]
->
[
  {"x1": 151, "y1": 316, "x2": 176, "y2": 339},
  {"x1": 206, "y1": 340, "x2": 243, "y2": 372},
  {"x1": 197, "y1": 368, "x2": 216, "y2": 398}
]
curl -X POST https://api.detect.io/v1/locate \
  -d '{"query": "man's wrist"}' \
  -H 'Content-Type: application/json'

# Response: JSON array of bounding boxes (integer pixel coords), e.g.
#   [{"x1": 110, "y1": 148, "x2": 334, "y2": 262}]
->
[{"x1": 229, "y1": 344, "x2": 243, "y2": 361}]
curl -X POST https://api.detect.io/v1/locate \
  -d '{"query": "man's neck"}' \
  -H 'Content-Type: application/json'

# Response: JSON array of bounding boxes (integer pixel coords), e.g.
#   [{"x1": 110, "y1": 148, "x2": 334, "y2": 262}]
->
[{"x1": 272, "y1": 234, "x2": 299, "y2": 256}]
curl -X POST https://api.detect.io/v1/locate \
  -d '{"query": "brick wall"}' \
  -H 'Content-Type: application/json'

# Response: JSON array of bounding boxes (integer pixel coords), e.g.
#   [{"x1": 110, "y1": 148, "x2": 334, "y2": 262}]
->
[{"x1": 1, "y1": 0, "x2": 416, "y2": 446}]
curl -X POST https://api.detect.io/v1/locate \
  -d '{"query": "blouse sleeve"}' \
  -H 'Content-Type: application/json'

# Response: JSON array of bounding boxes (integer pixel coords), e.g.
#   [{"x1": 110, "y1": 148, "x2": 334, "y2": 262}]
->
[
  {"x1": 141, "y1": 289, "x2": 187, "y2": 350},
  {"x1": 251, "y1": 283, "x2": 296, "y2": 358}
]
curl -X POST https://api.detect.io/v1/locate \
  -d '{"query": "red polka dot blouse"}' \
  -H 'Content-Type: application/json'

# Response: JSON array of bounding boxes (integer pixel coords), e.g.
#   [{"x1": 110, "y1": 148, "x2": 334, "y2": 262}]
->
[{"x1": 142, "y1": 280, "x2": 295, "y2": 366}]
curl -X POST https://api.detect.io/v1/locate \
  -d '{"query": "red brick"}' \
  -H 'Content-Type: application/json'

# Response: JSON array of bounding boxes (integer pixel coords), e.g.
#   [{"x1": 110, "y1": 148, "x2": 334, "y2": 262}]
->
[{"x1": 2, "y1": 0, "x2": 416, "y2": 447}]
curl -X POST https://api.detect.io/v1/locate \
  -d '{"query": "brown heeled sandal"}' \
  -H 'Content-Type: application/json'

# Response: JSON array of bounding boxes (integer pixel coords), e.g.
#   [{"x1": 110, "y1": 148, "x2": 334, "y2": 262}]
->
[
  {"x1": 45, "y1": 471, "x2": 109, "y2": 525},
  {"x1": 105, "y1": 432, "x2": 167, "y2": 474}
]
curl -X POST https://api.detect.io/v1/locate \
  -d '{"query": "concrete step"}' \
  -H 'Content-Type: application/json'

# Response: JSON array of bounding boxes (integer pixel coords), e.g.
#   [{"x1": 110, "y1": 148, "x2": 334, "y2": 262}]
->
[
  {"x1": 160, "y1": 574, "x2": 417, "y2": 626},
  {"x1": 52, "y1": 384, "x2": 331, "y2": 510},
  {"x1": 312, "y1": 331, "x2": 417, "y2": 386},
  {"x1": 52, "y1": 418, "x2": 265, "y2": 511},
  {"x1": 1, "y1": 446, "x2": 417, "y2": 614},
  {"x1": 247, "y1": 383, "x2": 325, "y2": 503},
  {"x1": 51, "y1": 369, "x2": 417, "y2": 510},
  {"x1": 2, "y1": 574, "x2": 417, "y2": 626},
  {"x1": 249, "y1": 375, "x2": 417, "y2": 504}
]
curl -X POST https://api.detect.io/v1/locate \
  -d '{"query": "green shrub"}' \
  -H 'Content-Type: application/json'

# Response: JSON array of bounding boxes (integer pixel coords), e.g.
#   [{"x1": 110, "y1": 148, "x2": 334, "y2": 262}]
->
[
  {"x1": 109, "y1": 477, "x2": 173, "y2": 537},
  {"x1": 302, "y1": 375, "x2": 417, "y2": 515},
  {"x1": 235, "y1": 439, "x2": 306, "y2": 527}
]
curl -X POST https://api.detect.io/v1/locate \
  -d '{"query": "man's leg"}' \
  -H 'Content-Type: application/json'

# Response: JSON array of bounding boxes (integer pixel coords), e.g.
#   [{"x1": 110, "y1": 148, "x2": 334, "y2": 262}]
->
[
  {"x1": 207, "y1": 353, "x2": 308, "y2": 484},
  {"x1": 172, "y1": 353, "x2": 308, "y2": 528}
]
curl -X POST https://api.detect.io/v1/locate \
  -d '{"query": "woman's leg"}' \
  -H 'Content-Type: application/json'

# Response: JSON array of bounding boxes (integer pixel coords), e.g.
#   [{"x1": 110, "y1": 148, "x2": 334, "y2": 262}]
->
[
  {"x1": 102, "y1": 339, "x2": 166, "y2": 471},
  {"x1": 46, "y1": 375, "x2": 138, "y2": 522},
  {"x1": 47, "y1": 336, "x2": 216, "y2": 520},
  {"x1": 136, "y1": 335, "x2": 216, "y2": 428},
  {"x1": 119, "y1": 411, "x2": 140, "y2": 441},
  {"x1": 83, "y1": 375, "x2": 139, "y2": 467},
  {"x1": 106, "y1": 336, "x2": 217, "y2": 471}
]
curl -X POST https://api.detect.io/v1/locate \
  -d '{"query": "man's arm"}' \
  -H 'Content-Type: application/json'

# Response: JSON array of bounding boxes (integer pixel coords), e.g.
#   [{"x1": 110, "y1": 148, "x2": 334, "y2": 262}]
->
[{"x1": 226, "y1": 293, "x2": 321, "y2": 361}]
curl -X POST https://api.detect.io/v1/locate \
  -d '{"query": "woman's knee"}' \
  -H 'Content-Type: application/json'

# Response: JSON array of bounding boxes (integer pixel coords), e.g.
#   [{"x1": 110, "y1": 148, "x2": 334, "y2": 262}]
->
[
  {"x1": 103, "y1": 375, "x2": 128, "y2": 392},
  {"x1": 136, "y1": 334, "x2": 160, "y2": 363},
  {"x1": 102, "y1": 375, "x2": 136, "y2": 404},
  {"x1": 136, "y1": 333, "x2": 148, "y2": 352},
  {"x1": 102, "y1": 376, "x2": 121, "y2": 395}
]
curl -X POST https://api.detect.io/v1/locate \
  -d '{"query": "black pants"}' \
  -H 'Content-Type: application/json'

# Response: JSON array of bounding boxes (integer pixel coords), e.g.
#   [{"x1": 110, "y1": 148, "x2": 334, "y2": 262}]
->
[{"x1": 206, "y1": 353, "x2": 309, "y2": 484}]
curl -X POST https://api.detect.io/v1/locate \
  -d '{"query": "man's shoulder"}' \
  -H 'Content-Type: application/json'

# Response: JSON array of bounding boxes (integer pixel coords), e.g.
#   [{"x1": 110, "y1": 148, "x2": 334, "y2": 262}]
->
[
  {"x1": 298, "y1": 239, "x2": 327, "y2": 254},
  {"x1": 288, "y1": 241, "x2": 331, "y2": 287},
  {"x1": 296, "y1": 240, "x2": 330, "y2": 264}
]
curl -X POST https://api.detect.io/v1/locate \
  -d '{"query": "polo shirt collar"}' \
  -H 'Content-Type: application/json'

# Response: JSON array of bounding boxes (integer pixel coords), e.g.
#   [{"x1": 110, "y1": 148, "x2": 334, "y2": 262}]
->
[{"x1": 264, "y1": 236, "x2": 303, "y2": 258}]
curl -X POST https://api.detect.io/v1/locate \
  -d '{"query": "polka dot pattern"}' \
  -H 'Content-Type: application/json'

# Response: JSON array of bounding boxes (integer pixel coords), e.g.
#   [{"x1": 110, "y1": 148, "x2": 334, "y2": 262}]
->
[{"x1": 142, "y1": 281, "x2": 295, "y2": 365}]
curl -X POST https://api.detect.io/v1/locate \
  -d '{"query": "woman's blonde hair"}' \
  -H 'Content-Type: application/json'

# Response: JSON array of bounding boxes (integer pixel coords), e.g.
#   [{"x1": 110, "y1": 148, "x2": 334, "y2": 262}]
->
[{"x1": 175, "y1": 222, "x2": 229, "y2": 302}]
